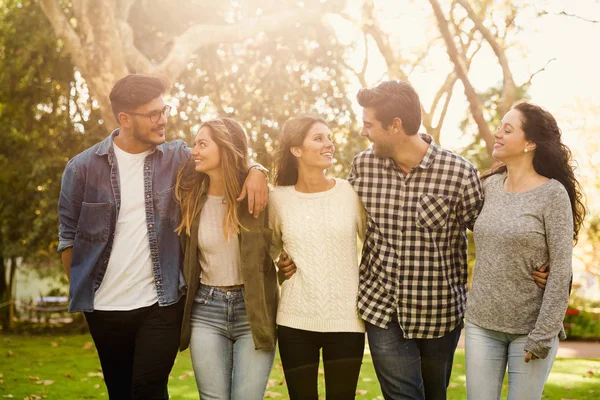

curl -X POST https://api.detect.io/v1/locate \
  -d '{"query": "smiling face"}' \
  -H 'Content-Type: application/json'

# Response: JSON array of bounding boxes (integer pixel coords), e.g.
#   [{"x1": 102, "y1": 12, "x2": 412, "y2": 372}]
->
[
  {"x1": 128, "y1": 96, "x2": 168, "y2": 147},
  {"x1": 291, "y1": 122, "x2": 335, "y2": 170},
  {"x1": 360, "y1": 107, "x2": 395, "y2": 158},
  {"x1": 191, "y1": 126, "x2": 221, "y2": 174},
  {"x1": 493, "y1": 109, "x2": 535, "y2": 162}
]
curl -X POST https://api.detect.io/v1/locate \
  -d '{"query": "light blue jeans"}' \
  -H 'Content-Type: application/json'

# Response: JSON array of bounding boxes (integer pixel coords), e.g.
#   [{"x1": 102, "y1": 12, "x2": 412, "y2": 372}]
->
[
  {"x1": 189, "y1": 284, "x2": 275, "y2": 400},
  {"x1": 465, "y1": 321, "x2": 558, "y2": 400}
]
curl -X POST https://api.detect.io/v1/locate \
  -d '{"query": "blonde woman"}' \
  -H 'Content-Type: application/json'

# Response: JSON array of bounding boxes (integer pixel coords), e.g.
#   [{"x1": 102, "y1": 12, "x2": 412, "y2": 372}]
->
[{"x1": 175, "y1": 118, "x2": 278, "y2": 400}]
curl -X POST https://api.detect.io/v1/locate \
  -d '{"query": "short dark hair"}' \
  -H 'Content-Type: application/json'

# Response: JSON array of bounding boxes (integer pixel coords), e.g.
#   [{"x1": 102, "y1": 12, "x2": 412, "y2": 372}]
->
[
  {"x1": 357, "y1": 80, "x2": 421, "y2": 135},
  {"x1": 109, "y1": 74, "x2": 168, "y2": 122}
]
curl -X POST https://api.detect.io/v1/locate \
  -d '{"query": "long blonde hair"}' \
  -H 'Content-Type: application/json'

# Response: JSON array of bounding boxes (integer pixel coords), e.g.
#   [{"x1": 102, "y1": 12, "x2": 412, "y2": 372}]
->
[{"x1": 175, "y1": 118, "x2": 249, "y2": 238}]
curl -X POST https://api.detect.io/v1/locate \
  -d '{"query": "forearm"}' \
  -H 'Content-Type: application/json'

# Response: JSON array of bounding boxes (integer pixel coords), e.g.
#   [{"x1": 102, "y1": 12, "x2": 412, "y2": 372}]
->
[{"x1": 61, "y1": 247, "x2": 73, "y2": 281}]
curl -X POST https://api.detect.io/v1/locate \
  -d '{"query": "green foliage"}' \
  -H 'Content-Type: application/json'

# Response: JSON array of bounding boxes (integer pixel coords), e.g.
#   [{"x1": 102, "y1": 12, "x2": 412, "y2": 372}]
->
[
  {"x1": 0, "y1": 0, "x2": 103, "y2": 318},
  {"x1": 162, "y1": 0, "x2": 366, "y2": 177},
  {"x1": 458, "y1": 83, "x2": 531, "y2": 172}
]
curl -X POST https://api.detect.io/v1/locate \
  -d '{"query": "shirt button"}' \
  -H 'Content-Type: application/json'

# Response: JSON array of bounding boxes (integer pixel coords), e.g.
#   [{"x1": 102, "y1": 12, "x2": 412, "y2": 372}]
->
[{"x1": 226, "y1": 291, "x2": 231, "y2": 296}]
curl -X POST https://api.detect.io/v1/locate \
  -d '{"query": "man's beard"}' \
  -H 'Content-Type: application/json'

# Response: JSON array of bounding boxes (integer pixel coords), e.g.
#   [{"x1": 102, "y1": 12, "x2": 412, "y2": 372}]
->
[{"x1": 132, "y1": 118, "x2": 164, "y2": 146}]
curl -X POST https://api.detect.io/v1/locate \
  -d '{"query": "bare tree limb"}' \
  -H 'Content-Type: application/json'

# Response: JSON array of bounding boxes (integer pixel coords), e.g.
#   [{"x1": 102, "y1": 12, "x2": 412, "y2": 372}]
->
[
  {"x1": 524, "y1": 58, "x2": 557, "y2": 86},
  {"x1": 117, "y1": 20, "x2": 154, "y2": 73},
  {"x1": 429, "y1": 0, "x2": 495, "y2": 157},
  {"x1": 340, "y1": 32, "x2": 369, "y2": 88},
  {"x1": 39, "y1": 0, "x2": 83, "y2": 59},
  {"x1": 115, "y1": 0, "x2": 137, "y2": 20},
  {"x1": 456, "y1": 0, "x2": 516, "y2": 117},
  {"x1": 558, "y1": 11, "x2": 599, "y2": 23},
  {"x1": 156, "y1": 6, "x2": 335, "y2": 83}
]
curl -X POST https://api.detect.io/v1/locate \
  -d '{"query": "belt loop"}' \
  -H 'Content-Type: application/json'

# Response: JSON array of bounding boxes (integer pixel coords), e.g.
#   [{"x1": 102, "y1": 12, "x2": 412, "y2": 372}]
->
[{"x1": 208, "y1": 286, "x2": 215, "y2": 301}]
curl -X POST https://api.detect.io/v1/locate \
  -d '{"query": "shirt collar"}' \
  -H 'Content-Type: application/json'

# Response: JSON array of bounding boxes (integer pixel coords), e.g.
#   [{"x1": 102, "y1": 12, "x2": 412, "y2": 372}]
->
[
  {"x1": 95, "y1": 128, "x2": 163, "y2": 156},
  {"x1": 383, "y1": 133, "x2": 439, "y2": 171}
]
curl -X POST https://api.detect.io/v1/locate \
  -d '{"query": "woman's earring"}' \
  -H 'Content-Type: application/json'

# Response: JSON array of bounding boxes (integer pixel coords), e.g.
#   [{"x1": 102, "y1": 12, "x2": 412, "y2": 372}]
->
[{"x1": 524, "y1": 148, "x2": 529, "y2": 153}]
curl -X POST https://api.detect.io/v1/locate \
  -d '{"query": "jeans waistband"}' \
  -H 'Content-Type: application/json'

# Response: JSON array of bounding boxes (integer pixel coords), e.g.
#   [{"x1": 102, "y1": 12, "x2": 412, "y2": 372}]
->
[{"x1": 198, "y1": 283, "x2": 245, "y2": 300}]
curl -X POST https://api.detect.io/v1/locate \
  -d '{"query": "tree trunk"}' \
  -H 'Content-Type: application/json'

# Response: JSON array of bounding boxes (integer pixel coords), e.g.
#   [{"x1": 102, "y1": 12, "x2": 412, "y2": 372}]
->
[
  {"x1": 428, "y1": 0, "x2": 495, "y2": 158},
  {"x1": 0, "y1": 256, "x2": 9, "y2": 329},
  {"x1": 7, "y1": 257, "x2": 17, "y2": 330}
]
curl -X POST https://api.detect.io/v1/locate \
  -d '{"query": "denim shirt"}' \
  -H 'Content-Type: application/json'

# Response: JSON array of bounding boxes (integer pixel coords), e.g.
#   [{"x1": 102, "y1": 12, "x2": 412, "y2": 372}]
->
[{"x1": 58, "y1": 129, "x2": 189, "y2": 312}]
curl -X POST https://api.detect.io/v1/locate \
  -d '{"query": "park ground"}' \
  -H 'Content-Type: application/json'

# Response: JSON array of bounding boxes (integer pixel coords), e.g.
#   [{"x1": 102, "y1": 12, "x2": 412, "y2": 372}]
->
[{"x1": 1, "y1": 334, "x2": 600, "y2": 399}]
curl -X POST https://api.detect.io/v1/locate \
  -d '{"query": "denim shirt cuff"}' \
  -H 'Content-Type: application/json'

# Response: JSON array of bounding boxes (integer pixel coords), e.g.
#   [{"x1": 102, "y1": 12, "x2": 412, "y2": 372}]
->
[{"x1": 57, "y1": 239, "x2": 74, "y2": 252}]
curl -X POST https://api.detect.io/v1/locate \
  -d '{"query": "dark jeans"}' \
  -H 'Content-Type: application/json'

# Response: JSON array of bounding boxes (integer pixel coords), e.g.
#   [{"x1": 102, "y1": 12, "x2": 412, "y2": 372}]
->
[
  {"x1": 366, "y1": 318, "x2": 463, "y2": 400},
  {"x1": 277, "y1": 325, "x2": 365, "y2": 400},
  {"x1": 84, "y1": 299, "x2": 184, "y2": 400}
]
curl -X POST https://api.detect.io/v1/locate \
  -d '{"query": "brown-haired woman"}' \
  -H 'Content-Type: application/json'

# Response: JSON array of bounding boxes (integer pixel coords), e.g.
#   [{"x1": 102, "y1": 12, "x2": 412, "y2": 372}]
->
[
  {"x1": 175, "y1": 118, "x2": 278, "y2": 400},
  {"x1": 465, "y1": 102, "x2": 586, "y2": 399},
  {"x1": 269, "y1": 115, "x2": 366, "y2": 399}
]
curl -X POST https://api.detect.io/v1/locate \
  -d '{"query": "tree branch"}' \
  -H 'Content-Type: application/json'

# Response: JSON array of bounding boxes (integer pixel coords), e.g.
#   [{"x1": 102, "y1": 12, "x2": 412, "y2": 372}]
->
[
  {"x1": 558, "y1": 11, "x2": 599, "y2": 23},
  {"x1": 39, "y1": 0, "x2": 83, "y2": 58},
  {"x1": 156, "y1": 6, "x2": 335, "y2": 83},
  {"x1": 456, "y1": 0, "x2": 516, "y2": 117},
  {"x1": 524, "y1": 58, "x2": 556, "y2": 86},
  {"x1": 117, "y1": 20, "x2": 154, "y2": 73},
  {"x1": 429, "y1": 0, "x2": 495, "y2": 157}
]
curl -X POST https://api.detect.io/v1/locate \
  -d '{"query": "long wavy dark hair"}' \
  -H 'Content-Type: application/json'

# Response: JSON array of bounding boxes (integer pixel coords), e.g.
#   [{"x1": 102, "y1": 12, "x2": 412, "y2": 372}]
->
[
  {"x1": 274, "y1": 115, "x2": 328, "y2": 186},
  {"x1": 482, "y1": 102, "x2": 586, "y2": 242}
]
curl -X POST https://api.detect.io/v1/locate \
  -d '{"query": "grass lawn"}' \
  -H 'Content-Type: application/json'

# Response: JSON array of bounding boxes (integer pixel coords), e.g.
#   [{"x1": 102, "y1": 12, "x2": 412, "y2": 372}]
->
[{"x1": 1, "y1": 334, "x2": 599, "y2": 399}]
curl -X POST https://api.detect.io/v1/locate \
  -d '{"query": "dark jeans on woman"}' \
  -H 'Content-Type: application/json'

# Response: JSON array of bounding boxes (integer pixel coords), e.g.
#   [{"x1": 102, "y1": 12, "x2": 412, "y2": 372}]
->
[
  {"x1": 366, "y1": 317, "x2": 463, "y2": 400},
  {"x1": 277, "y1": 325, "x2": 365, "y2": 400},
  {"x1": 84, "y1": 299, "x2": 184, "y2": 400}
]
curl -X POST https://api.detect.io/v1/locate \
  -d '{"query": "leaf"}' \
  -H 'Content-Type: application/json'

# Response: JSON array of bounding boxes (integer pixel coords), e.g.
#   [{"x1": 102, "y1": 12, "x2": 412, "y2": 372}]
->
[
  {"x1": 356, "y1": 389, "x2": 368, "y2": 395},
  {"x1": 264, "y1": 392, "x2": 282, "y2": 398},
  {"x1": 50, "y1": 342, "x2": 59, "y2": 348},
  {"x1": 28, "y1": 376, "x2": 40, "y2": 381},
  {"x1": 82, "y1": 342, "x2": 93, "y2": 350},
  {"x1": 6, "y1": 351, "x2": 13, "y2": 357}
]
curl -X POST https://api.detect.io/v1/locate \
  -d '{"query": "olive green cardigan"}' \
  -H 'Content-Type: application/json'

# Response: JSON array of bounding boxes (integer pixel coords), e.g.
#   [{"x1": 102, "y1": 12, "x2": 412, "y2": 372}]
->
[{"x1": 179, "y1": 195, "x2": 279, "y2": 351}]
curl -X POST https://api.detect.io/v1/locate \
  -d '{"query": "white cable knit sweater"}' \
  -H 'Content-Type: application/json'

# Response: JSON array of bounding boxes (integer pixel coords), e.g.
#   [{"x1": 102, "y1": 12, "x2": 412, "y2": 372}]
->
[{"x1": 268, "y1": 178, "x2": 366, "y2": 333}]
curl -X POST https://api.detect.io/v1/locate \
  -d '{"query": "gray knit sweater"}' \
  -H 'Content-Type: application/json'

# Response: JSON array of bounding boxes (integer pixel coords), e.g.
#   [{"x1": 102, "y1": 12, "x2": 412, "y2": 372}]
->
[{"x1": 466, "y1": 174, "x2": 573, "y2": 359}]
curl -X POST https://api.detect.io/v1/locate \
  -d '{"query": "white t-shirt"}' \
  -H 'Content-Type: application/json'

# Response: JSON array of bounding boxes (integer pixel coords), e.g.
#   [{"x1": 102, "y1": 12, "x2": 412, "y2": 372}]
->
[{"x1": 93, "y1": 142, "x2": 158, "y2": 310}]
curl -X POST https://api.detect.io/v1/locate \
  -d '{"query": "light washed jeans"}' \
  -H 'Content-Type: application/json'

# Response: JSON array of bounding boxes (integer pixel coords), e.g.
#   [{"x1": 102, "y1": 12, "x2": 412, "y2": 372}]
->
[
  {"x1": 465, "y1": 321, "x2": 558, "y2": 400},
  {"x1": 189, "y1": 284, "x2": 275, "y2": 400}
]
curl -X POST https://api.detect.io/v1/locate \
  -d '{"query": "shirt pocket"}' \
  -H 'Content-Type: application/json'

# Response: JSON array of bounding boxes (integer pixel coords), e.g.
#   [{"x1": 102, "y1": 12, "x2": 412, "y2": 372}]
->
[
  {"x1": 76, "y1": 202, "x2": 111, "y2": 243},
  {"x1": 416, "y1": 194, "x2": 450, "y2": 230},
  {"x1": 157, "y1": 186, "x2": 181, "y2": 230}
]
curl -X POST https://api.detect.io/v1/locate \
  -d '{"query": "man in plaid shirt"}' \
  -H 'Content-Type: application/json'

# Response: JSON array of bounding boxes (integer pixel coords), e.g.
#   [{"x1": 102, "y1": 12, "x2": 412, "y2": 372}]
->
[
  {"x1": 348, "y1": 80, "x2": 483, "y2": 399},
  {"x1": 276, "y1": 81, "x2": 548, "y2": 398}
]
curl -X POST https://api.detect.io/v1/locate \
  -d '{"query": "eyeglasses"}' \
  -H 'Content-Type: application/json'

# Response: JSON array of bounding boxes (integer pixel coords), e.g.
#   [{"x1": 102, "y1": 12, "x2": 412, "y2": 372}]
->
[{"x1": 126, "y1": 105, "x2": 171, "y2": 123}]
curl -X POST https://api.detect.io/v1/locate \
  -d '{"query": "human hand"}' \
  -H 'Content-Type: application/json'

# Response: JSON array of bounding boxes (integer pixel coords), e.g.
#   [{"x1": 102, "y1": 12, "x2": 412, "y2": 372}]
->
[
  {"x1": 277, "y1": 251, "x2": 297, "y2": 280},
  {"x1": 532, "y1": 264, "x2": 549, "y2": 289},
  {"x1": 237, "y1": 167, "x2": 268, "y2": 218},
  {"x1": 524, "y1": 351, "x2": 538, "y2": 363}
]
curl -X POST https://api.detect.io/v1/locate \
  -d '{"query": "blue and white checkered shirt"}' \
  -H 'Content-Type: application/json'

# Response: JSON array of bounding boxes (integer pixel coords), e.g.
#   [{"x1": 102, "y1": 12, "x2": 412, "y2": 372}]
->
[{"x1": 348, "y1": 134, "x2": 483, "y2": 339}]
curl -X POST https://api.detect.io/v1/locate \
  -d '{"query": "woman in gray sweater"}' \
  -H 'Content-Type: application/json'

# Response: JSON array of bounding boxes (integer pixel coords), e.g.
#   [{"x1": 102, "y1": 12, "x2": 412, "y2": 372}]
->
[{"x1": 465, "y1": 102, "x2": 586, "y2": 400}]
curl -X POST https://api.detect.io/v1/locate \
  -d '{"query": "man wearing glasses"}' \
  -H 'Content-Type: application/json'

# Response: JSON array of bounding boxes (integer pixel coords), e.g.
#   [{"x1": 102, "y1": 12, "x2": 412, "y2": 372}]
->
[{"x1": 57, "y1": 74, "x2": 268, "y2": 399}]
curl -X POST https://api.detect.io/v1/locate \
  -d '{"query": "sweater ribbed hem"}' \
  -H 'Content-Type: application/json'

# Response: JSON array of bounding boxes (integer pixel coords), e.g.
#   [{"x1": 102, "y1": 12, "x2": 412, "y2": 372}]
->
[{"x1": 277, "y1": 313, "x2": 365, "y2": 333}]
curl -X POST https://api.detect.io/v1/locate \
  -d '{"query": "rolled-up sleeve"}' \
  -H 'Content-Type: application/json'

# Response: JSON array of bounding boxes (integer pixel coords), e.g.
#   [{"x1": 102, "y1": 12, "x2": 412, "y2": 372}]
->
[{"x1": 57, "y1": 160, "x2": 83, "y2": 252}]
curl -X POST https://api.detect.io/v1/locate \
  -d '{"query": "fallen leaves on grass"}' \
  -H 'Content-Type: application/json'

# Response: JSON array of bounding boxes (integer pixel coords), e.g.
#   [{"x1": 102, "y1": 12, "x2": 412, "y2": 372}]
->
[
  {"x1": 82, "y1": 342, "x2": 93, "y2": 350},
  {"x1": 264, "y1": 391, "x2": 282, "y2": 398},
  {"x1": 178, "y1": 371, "x2": 194, "y2": 380}
]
